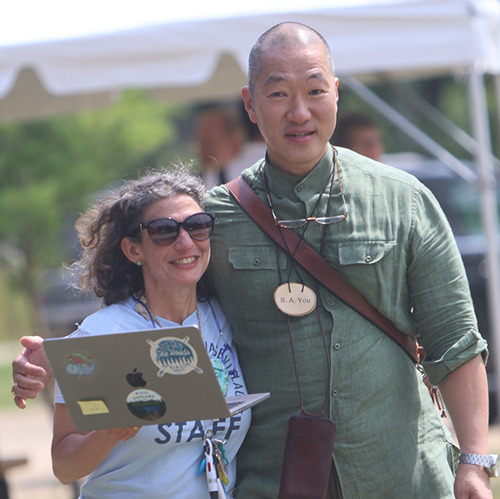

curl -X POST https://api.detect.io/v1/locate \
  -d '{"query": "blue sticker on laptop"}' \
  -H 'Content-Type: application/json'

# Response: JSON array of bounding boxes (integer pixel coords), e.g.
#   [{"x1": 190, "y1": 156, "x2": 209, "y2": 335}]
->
[
  {"x1": 147, "y1": 336, "x2": 203, "y2": 376},
  {"x1": 211, "y1": 358, "x2": 229, "y2": 395},
  {"x1": 65, "y1": 352, "x2": 96, "y2": 376},
  {"x1": 126, "y1": 389, "x2": 166, "y2": 421}
]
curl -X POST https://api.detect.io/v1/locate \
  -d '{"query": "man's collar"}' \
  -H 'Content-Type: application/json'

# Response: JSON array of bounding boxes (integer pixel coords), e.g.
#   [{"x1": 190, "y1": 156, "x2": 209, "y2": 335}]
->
[{"x1": 261, "y1": 147, "x2": 334, "y2": 199}]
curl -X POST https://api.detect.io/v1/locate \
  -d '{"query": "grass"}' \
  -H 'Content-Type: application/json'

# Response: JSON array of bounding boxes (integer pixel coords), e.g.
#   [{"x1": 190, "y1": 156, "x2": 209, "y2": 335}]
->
[
  {"x1": 0, "y1": 268, "x2": 37, "y2": 408},
  {"x1": 0, "y1": 362, "x2": 14, "y2": 408}
]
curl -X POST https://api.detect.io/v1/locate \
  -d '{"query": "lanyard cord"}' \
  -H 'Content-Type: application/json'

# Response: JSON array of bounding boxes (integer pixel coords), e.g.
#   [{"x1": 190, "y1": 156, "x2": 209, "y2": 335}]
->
[{"x1": 132, "y1": 294, "x2": 160, "y2": 328}]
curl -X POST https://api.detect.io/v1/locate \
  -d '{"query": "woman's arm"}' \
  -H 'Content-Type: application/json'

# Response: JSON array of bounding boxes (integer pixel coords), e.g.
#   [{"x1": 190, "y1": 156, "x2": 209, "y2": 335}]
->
[{"x1": 52, "y1": 403, "x2": 141, "y2": 484}]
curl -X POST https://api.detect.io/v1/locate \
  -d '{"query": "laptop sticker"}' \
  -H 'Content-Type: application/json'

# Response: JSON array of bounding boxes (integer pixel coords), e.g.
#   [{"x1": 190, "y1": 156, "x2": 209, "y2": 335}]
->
[
  {"x1": 211, "y1": 358, "x2": 229, "y2": 396},
  {"x1": 126, "y1": 389, "x2": 166, "y2": 421},
  {"x1": 77, "y1": 400, "x2": 109, "y2": 415},
  {"x1": 147, "y1": 336, "x2": 203, "y2": 376},
  {"x1": 66, "y1": 352, "x2": 97, "y2": 376}
]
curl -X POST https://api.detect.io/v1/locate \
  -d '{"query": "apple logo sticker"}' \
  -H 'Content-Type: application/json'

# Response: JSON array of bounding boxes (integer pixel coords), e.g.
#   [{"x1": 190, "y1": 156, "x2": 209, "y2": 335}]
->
[{"x1": 126, "y1": 368, "x2": 147, "y2": 388}]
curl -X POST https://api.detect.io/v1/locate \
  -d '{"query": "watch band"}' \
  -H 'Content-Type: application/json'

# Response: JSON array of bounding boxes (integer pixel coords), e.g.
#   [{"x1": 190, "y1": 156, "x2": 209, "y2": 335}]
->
[{"x1": 458, "y1": 453, "x2": 499, "y2": 478}]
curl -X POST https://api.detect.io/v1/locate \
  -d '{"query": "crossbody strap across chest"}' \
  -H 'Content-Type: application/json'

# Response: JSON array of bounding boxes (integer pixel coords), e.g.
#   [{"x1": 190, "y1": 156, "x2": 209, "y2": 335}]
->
[{"x1": 225, "y1": 176, "x2": 419, "y2": 364}]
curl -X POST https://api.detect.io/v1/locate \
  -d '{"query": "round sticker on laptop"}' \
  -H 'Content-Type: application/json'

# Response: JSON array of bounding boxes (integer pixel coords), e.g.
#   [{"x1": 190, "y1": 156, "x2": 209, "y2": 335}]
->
[
  {"x1": 147, "y1": 336, "x2": 203, "y2": 376},
  {"x1": 126, "y1": 389, "x2": 166, "y2": 421}
]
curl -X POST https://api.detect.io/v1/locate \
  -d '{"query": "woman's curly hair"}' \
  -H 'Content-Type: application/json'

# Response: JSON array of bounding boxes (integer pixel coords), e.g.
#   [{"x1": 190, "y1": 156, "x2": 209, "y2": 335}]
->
[{"x1": 70, "y1": 165, "x2": 206, "y2": 305}]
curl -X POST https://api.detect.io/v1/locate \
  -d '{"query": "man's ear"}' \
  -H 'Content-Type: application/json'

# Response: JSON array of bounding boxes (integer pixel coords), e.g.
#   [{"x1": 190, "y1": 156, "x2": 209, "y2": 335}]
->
[
  {"x1": 121, "y1": 237, "x2": 142, "y2": 265},
  {"x1": 241, "y1": 86, "x2": 257, "y2": 124}
]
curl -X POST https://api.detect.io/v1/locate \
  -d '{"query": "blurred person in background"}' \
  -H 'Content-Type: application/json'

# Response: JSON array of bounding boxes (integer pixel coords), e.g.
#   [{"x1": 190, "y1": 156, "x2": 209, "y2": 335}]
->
[
  {"x1": 195, "y1": 104, "x2": 246, "y2": 188},
  {"x1": 332, "y1": 111, "x2": 385, "y2": 162}
]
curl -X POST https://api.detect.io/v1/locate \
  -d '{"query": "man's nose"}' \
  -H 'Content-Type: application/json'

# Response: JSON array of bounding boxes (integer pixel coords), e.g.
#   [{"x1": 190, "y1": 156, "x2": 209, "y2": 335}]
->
[{"x1": 287, "y1": 95, "x2": 311, "y2": 123}]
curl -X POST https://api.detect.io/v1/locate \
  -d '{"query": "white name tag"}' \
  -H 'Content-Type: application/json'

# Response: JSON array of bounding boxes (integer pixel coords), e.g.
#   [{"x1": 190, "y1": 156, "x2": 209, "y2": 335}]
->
[{"x1": 274, "y1": 282, "x2": 317, "y2": 317}]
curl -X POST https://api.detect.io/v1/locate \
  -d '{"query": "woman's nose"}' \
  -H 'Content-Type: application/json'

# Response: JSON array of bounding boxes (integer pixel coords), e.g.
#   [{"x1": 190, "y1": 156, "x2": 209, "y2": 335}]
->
[{"x1": 174, "y1": 227, "x2": 194, "y2": 247}]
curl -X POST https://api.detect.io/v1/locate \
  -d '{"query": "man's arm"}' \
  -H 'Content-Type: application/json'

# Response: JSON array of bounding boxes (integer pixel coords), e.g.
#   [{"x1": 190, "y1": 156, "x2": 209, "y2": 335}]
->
[
  {"x1": 439, "y1": 354, "x2": 493, "y2": 499},
  {"x1": 11, "y1": 335, "x2": 53, "y2": 409}
]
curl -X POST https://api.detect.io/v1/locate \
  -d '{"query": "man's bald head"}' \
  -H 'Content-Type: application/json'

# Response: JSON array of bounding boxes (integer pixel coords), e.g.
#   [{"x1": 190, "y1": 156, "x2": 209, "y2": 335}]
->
[{"x1": 247, "y1": 22, "x2": 335, "y2": 97}]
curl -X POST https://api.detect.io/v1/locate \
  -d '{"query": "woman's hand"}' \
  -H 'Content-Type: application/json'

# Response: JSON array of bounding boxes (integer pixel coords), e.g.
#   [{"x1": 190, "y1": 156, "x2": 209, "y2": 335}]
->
[{"x1": 100, "y1": 426, "x2": 142, "y2": 442}]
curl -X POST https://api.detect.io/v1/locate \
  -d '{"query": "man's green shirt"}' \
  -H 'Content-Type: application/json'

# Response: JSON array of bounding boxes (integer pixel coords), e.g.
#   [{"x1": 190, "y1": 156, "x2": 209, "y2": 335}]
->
[{"x1": 206, "y1": 146, "x2": 487, "y2": 498}]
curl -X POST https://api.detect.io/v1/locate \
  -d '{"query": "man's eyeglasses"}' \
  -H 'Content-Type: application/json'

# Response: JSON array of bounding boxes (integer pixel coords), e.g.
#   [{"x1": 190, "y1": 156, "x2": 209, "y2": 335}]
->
[
  {"x1": 274, "y1": 213, "x2": 347, "y2": 229},
  {"x1": 262, "y1": 151, "x2": 348, "y2": 230},
  {"x1": 135, "y1": 212, "x2": 215, "y2": 246}
]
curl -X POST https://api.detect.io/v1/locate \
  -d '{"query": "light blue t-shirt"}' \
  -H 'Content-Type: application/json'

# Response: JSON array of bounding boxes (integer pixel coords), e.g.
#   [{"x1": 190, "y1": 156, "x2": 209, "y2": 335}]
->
[{"x1": 54, "y1": 296, "x2": 251, "y2": 499}]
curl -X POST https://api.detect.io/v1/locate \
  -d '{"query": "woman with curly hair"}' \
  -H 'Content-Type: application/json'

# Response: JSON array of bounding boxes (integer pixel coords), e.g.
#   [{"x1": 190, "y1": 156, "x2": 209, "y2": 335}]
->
[{"x1": 50, "y1": 166, "x2": 250, "y2": 498}]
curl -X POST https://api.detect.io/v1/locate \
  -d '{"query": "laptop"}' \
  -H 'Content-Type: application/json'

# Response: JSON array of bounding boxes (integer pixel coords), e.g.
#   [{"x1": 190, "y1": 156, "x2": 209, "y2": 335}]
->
[{"x1": 44, "y1": 326, "x2": 270, "y2": 431}]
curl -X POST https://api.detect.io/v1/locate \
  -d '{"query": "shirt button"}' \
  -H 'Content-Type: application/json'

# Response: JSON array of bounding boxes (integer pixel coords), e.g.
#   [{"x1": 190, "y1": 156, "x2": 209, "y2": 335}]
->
[
  {"x1": 253, "y1": 258, "x2": 261, "y2": 266},
  {"x1": 297, "y1": 185, "x2": 304, "y2": 192},
  {"x1": 334, "y1": 343, "x2": 341, "y2": 350},
  {"x1": 328, "y1": 299, "x2": 334, "y2": 307},
  {"x1": 365, "y1": 255, "x2": 372, "y2": 263},
  {"x1": 331, "y1": 390, "x2": 338, "y2": 397}
]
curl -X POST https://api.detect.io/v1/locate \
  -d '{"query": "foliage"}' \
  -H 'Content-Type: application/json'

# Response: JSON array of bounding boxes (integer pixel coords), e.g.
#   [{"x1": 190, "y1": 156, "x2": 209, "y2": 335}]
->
[
  {"x1": 0, "y1": 269, "x2": 32, "y2": 340},
  {"x1": 0, "y1": 90, "x2": 186, "y2": 332}
]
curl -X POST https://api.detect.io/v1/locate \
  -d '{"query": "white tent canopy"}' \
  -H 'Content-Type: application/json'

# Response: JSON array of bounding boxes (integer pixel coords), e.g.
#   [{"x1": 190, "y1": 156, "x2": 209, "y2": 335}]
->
[
  {"x1": 1, "y1": 0, "x2": 500, "y2": 414},
  {"x1": 1, "y1": 0, "x2": 500, "y2": 121}
]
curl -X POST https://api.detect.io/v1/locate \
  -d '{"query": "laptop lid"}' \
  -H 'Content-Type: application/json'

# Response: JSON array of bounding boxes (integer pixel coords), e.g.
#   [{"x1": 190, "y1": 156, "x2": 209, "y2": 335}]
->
[{"x1": 44, "y1": 326, "x2": 269, "y2": 431}]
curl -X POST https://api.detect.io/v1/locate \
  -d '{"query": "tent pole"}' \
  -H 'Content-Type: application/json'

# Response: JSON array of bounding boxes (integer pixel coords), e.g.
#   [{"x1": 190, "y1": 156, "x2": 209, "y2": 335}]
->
[
  {"x1": 468, "y1": 68, "x2": 500, "y2": 423},
  {"x1": 494, "y1": 76, "x2": 500, "y2": 147},
  {"x1": 383, "y1": 77, "x2": 500, "y2": 169},
  {"x1": 339, "y1": 73, "x2": 477, "y2": 184}
]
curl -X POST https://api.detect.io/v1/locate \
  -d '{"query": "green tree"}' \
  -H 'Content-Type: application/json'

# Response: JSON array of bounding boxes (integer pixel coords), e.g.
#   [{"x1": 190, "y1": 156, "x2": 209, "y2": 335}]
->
[{"x1": 0, "y1": 90, "x2": 186, "y2": 336}]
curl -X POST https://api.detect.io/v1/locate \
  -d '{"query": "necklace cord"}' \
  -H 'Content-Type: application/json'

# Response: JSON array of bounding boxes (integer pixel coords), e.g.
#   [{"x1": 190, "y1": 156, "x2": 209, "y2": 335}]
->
[{"x1": 260, "y1": 155, "x2": 339, "y2": 416}]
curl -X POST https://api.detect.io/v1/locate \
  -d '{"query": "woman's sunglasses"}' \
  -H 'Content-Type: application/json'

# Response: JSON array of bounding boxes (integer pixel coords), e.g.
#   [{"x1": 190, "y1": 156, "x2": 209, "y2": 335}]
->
[{"x1": 136, "y1": 212, "x2": 215, "y2": 246}]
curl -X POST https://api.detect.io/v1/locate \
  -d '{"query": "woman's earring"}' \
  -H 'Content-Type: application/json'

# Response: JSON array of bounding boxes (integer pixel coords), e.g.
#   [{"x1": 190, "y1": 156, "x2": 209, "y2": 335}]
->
[{"x1": 136, "y1": 260, "x2": 142, "y2": 266}]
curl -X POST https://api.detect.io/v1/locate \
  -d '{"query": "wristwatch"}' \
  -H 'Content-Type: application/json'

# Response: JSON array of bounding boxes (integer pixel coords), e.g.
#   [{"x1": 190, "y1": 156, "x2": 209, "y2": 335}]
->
[{"x1": 458, "y1": 453, "x2": 499, "y2": 478}]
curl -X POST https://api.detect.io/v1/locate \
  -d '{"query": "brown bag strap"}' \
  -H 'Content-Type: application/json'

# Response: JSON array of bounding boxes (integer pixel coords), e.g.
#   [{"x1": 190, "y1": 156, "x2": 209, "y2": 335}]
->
[{"x1": 226, "y1": 176, "x2": 419, "y2": 364}]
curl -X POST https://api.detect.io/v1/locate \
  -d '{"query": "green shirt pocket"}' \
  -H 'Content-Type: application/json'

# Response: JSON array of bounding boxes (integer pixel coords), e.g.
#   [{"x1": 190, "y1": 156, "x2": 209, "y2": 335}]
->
[
  {"x1": 338, "y1": 240, "x2": 397, "y2": 265},
  {"x1": 229, "y1": 246, "x2": 287, "y2": 270}
]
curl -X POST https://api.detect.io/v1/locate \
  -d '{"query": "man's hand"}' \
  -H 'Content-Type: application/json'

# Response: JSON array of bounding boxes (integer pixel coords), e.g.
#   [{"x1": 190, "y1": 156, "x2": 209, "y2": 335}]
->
[
  {"x1": 11, "y1": 335, "x2": 54, "y2": 409},
  {"x1": 454, "y1": 463, "x2": 493, "y2": 498}
]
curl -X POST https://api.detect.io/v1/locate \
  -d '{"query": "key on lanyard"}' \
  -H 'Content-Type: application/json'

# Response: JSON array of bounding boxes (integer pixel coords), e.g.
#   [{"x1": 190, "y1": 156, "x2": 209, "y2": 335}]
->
[
  {"x1": 203, "y1": 431, "x2": 227, "y2": 499},
  {"x1": 213, "y1": 438, "x2": 229, "y2": 486}
]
